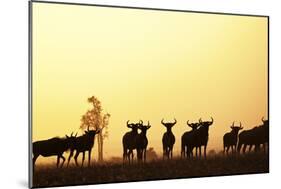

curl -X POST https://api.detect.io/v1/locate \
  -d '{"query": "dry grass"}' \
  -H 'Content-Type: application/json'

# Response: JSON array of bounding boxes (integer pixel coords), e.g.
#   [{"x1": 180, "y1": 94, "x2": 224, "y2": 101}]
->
[{"x1": 33, "y1": 153, "x2": 269, "y2": 188}]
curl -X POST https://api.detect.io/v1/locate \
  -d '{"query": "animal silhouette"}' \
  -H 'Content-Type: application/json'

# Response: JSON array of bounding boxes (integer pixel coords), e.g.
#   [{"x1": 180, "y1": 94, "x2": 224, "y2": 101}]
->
[
  {"x1": 122, "y1": 120, "x2": 142, "y2": 163},
  {"x1": 33, "y1": 133, "x2": 77, "y2": 168},
  {"x1": 223, "y1": 122, "x2": 243, "y2": 155},
  {"x1": 136, "y1": 121, "x2": 151, "y2": 162},
  {"x1": 181, "y1": 120, "x2": 200, "y2": 158},
  {"x1": 185, "y1": 117, "x2": 214, "y2": 158},
  {"x1": 161, "y1": 118, "x2": 177, "y2": 159},
  {"x1": 237, "y1": 117, "x2": 269, "y2": 153},
  {"x1": 67, "y1": 126, "x2": 100, "y2": 167}
]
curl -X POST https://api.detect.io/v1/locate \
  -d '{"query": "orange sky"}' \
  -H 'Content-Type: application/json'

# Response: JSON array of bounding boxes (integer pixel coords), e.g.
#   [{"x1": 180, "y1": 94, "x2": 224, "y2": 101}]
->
[{"x1": 32, "y1": 2, "x2": 268, "y2": 164}]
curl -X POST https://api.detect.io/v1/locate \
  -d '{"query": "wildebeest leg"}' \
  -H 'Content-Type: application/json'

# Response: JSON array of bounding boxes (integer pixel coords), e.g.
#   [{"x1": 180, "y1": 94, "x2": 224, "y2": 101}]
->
[
  {"x1": 144, "y1": 149, "x2": 147, "y2": 162},
  {"x1": 196, "y1": 147, "x2": 198, "y2": 157},
  {"x1": 67, "y1": 150, "x2": 74, "y2": 167},
  {"x1": 81, "y1": 152, "x2": 85, "y2": 167},
  {"x1": 249, "y1": 144, "x2": 253, "y2": 152},
  {"x1": 33, "y1": 154, "x2": 39, "y2": 167},
  {"x1": 60, "y1": 155, "x2": 65, "y2": 168},
  {"x1": 123, "y1": 148, "x2": 127, "y2": 163},
  {"x1": 56, "y1": 155, "x2": 60, "y2": 168},
  {"x1": 131, "y1": 150, "x2": 134, "y2": 163},
  {"x1": 199, "y1": 146, "x2": 202, "y2": 158},
  {"x1": 242, "y1": 144, "x2": 247, "y2": 154},
  {"x1": 231, "y1": 145, "x2": 234, "y2": 154},
  {"x1": 88, "y1": 149, "x2": 91, "y2": 167},
  {"x1": 204, "y1": 145, "x2": 207, "y2": 158},
  {"x1": 254, "y1": 144, "x2": 260, "y2": 152},
  {"x1": 171, "y1": 146, "x2": 174, "y2": 159},
  {"x1": 74, "y1": 151, "x2": 80, "y2": 166},
  {"x1": 226, "y1": 146, "x2": 230, "y2": 155}
]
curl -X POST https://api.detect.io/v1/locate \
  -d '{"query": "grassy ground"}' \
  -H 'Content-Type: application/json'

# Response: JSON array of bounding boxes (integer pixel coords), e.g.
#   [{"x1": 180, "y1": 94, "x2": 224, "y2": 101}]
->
[{"x1": 33, "y1": 153, "x2": 269, "y2": 188}]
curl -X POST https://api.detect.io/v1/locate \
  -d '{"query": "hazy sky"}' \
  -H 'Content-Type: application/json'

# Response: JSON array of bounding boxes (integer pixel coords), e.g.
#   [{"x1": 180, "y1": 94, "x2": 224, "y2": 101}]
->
[{"x1": 32, "y1": 2, "x2": 268, "y2": 163}]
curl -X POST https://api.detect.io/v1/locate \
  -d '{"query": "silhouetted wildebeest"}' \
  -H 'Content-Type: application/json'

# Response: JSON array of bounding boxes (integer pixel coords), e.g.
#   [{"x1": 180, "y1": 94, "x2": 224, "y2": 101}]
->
[
  {"x1": 33, "y1": 133, "x2": 77, "y2": 168},
  {"x1": 161, "y1": 118, "x2": 177, "y2": 159},
  {"x1": 185, "y1": 117, "x2": 214, "y2": 158},
  {"x1": 223, "y1": 122, "x2": 243, "y2": 155},
  {"x1": 67, "y1": 126, "x2": 100, "y2": 167},
  {"x1": 181, "y1": 120, "x2": 200, "y2": 158},
  {"x1": 136, "y1": 121, "x2": 151, "y2": 162},
  {"x1": 237, "y1": 117, "x2": 269, "y2": 154},
  {"x1": 122, "y1": 120, "x2": 142, "y2": 163}
]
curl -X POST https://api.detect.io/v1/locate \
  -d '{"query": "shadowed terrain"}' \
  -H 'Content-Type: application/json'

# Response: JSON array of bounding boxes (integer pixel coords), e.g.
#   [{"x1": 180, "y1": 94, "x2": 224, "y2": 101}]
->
[{"x1": 33, "y1": 153, "x2": 268, "y2": 188}]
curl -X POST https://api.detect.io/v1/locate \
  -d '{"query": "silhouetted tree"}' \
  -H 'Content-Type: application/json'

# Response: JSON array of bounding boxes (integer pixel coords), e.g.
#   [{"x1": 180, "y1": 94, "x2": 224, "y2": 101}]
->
[{"x1": 80, "y1": 96, "x2": 110, "y2": 162}]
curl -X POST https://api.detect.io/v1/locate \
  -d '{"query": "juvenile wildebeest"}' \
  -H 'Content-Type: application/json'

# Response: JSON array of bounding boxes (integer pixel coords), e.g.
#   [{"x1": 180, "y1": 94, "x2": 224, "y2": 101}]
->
[
  {"x1": 223, "y1": 122, "x2": 243, "y2": 155},
  {"x1": 161, "y1": 118, "x2": 177, "y2": 159},
  {"x1": 136, "y1": 121, "x2": 151, "y2": 162},
  {"x1": 122, "y1": 120, "x2": 142, "y2": 163},
  {"x1": 67, "y1": 126, "x2": 100, "y2": 167},
  {"x1": 33, "y1": 133, "x2": 77, "y2": 168},
  {"x1": 237, "y1": 117, "x2": 269, "y2": 154},
  {"x1": 186, "y1": 117, "x2": 214, "y2": 158},
  {"x1": 181, "y1": 120, "x2": 200, "y2": 158}
]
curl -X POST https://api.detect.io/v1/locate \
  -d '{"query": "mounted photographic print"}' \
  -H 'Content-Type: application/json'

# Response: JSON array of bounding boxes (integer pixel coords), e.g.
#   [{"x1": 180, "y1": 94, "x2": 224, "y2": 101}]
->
[{"x1": 28, "y1": 1, "x2": 269, "y2": 188}]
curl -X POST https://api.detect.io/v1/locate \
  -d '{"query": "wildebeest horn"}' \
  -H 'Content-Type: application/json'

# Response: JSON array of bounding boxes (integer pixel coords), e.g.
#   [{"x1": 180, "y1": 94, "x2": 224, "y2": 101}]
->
[
  {"x1": 231, "y1": 121, "x2": 234, "y2": 129},
  {"x1": 210, "y1": 117, "x2": 214, "y2": 124},
  {"x1": 127, "y1": 120, "x2": 132, "y2": 128},
  {"x1": 70, "y1": 132, "x2": 74, "y2": 137},
  {"x1": 87, "y1": 125, "x2": 90, "y2": 131},
  {"x1": 161, "y1": 119, "x2": 165, "y2": 126},
  {"x1": 147, "y1": 121, "x2": 150, "y2": 126},
  {"x1": 173, "y1": 118, "x2": 177, "y2": 125},
  {"x1": 187, "y1": 120, "x2": 192, "y2": 127},
  {"x1": 139, "y1": 120, "x2": 143, "y2": 125},
  {"x1": 75, "y1": 132, "x2": 78, "y2": 137},
  {"x1": 199, "y1": 118, "x2": 202, "y2": 123}
]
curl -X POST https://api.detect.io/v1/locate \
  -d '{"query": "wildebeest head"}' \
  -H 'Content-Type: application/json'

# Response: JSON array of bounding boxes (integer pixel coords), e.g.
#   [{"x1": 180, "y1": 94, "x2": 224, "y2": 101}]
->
[
  {"x1": 84, "y1": 126, "x2": 100, "y2": 138},
  {"x1": 65, "y1": 132, "x2": 77, "y2": 149},
  {"x1": 127, "y1": 120, "x2": 142, "y2": 133},
  {"x1": 161, "y1": 118, "x2": 177, "y2": 129},
  {"x1": 138, "y1": 121, "x2": 151, "y2": 134},
  {"x1": 230, "y1": 121, "x2": 243, "y2": 133},
  {"x1": 199, "y1": 117, "x2": 214, "y2": 128},
  {"x1": 186, "y1": 120, "x2": 200, "y2": 130}
]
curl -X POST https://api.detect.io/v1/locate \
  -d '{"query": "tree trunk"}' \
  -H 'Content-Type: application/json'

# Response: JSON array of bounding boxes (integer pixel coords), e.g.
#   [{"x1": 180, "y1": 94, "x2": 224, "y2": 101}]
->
[
  {"x1": 97, "y1": 134, "x2": 101, "y2": 161},
  {"x1": 100, "y1": 135, "x2": 103, "y2": 161},
  {"x1": 98, "y1": 134, "x2": 103, "y2": 161}
]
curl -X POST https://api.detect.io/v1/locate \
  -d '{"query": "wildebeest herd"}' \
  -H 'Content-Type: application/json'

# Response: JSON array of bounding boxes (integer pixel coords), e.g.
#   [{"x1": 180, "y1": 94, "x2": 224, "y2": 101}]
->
[{"x1": 32, "y1": 117, "x2": 268, "y2": 167}]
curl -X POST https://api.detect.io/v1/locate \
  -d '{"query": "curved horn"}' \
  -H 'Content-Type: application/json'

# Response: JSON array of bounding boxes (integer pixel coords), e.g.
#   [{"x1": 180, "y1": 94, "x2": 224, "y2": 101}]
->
[
  {"x1": 147, "y1": 121, "x2": 150, "y2": 126},
  {"x1": 187, "y1": 120, "x2": 192, "y2": 127},
  {"x1": 87, "y1": 125, "x2": 90, "y2": 131},
  {"x1": 199, "y1": 118, "x2": 202, "y2": 123},
  {"x1": 173, "y1": 118, "x2": 177, "y2": 125},
  {"x1": 161, "y1": 119, "x2": 165, "y2": 125},
  {"x1": 75, "y1": 132, "x2": 78, "y2": 137},
  {"x1": 139, "y1": 120, "x2": 143, "y2": 125},
  {"x1": 127, "y1": 120, "x2": 132, "y2": 128},
  {"x1": 231, "y1": 121, "x2": 234, "y2": 129},
  {"x1": 210, "y1": 117, "x2": 214, "y2": 124},
  {"x1": 71, "y1": 132, "x2": 74, "y2": 137}
]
